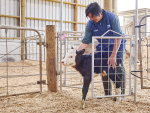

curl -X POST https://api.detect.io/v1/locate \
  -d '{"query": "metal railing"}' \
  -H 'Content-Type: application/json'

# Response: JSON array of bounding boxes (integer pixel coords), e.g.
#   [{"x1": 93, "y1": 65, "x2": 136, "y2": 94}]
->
[{"x1": 0, "y1": 25, "x2": 43, "y2": 97}]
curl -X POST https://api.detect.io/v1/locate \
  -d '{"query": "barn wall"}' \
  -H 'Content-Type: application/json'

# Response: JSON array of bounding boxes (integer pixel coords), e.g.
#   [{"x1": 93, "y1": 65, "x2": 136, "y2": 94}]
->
[
  {"x1": 0, "y1": 0, "x2": 103, "y2": 62},
  {"x1": 0, "y1": 0, "x2": 103, "y2": 37}
]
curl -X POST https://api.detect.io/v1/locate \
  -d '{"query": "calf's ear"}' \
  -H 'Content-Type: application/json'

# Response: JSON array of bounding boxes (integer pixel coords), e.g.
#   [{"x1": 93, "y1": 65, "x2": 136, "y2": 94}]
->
[
  {"x1": 80, "y1": 49, "x2": 85, "y2": 54},
  {"x1": 76, "y1": 49, "x2": 85, "y2": 55}
]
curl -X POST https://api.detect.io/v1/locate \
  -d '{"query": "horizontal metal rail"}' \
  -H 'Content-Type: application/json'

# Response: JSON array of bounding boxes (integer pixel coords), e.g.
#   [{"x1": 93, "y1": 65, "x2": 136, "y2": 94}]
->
[
  {"x1": 0, "y1": 91, "x2": 41, "y2": 98},
  {"x1": 0, "y1": 74, "x2": 46, "y2": 78},
  {"x1": 63, "y1": 31, "x2": 84, "y2": 34}
]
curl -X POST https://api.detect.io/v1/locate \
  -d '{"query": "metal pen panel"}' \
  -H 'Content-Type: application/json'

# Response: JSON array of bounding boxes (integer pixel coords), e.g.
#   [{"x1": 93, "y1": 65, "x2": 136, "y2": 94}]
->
[
  {"x1": 139, "y1": 15, "x2": 150, "y2": 89},
  {"x1": 91, "y1": 35, "x2": 132, "y2": 99},
  {"x1": 0, "y1": 25, "x2": 43, "y2": 97}
]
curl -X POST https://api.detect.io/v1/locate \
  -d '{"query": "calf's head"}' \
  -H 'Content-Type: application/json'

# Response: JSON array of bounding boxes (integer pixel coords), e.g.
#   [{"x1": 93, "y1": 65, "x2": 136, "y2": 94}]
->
[{"x1": 61, "y1": 47, "x2": 85, "y2": 66}]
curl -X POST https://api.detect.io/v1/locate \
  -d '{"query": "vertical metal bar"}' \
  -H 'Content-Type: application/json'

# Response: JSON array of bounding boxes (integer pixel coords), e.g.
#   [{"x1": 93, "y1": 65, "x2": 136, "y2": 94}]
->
[
  {"x1": 60, "y1": 0, "x2": 63, "y2": 90},
  {"x1": 145, "y1": 8, "x2": 148, "y2": 38},
  {"x1": 36, "y1": 36, "x2": 37, "y2": 60},
  {"x1": 147, "y1": 38, "x2": 149, "y2": 79},
  {"x1": 129, "y1": 38, "x2": 132, "y2": 95},
  {"x1": 39, "y1": 33, "x2": 42, "y2": 92},
  {"x1": 44, "y1": 35, "x2": 46, "y2": 62},
  {"x1": 5, "y1": 29, "x2": 8, "y2": 95},
  {"x1": 29, "y1": 0, "x2": 31, "y2": 60},
  {"x1": 91, "y1": 36, "x2": 94, "y2": 98},
  {"x1": 134, "y1": 0, "x2": 138, "y2": 102},
  {"x1": 64, "y1": 35, "x2": 67, "y2": 85},
  {"x1": 139, "y1": 21, "x2": 143, "y2": 89},
  {"x1": 123, "y1": 13, "x2": 125, "y2": 34}
]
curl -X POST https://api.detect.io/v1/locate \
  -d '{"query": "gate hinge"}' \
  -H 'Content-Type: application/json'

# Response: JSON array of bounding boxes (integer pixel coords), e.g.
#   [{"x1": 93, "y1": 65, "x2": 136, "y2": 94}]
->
[
  {"x1": 146, "y1": 44, "x2": 150, "y2": 47},
  {"x1": 37, "y1": 80, "x2": 46, "y2": 85},
  {"x1": 146, "y1": 68, "x2": 150, "y2": 72}
]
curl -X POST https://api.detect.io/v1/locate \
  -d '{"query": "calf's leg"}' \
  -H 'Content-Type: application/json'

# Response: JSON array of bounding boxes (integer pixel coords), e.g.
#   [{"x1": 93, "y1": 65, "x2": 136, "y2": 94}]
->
[
  {"x1": 102, "y1": 71, "x2": 112, "y2": 95},
  {"x1": 81, "y1": 75, "x2": 91, "y2": 109},
  {"x1": 118, "y1": 73, "x2": 126, "y2": 101}
]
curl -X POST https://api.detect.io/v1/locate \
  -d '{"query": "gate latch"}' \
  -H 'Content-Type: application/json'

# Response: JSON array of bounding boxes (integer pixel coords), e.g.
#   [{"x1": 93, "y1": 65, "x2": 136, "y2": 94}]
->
[{"x1": 37, "y1": 80, "x2": 46, "y2": 85}]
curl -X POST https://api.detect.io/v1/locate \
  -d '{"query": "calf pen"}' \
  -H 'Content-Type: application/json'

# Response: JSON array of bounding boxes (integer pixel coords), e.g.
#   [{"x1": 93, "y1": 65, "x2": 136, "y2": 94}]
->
[
  {"x1": 0, "y1": 25, "x2": 46, "y2": 97},
  {"x1": 59, "y1": 20, "x2": 150, "y2": 101}
]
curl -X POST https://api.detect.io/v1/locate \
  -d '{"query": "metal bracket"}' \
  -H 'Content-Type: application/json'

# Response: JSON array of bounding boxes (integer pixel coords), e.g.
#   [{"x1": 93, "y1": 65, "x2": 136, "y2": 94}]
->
[
  {"x1": 146, "y1": 68, "x2": 150, "y2": 72},
  {"x1": 37, "y1": 80, "x2": 46, "y2": 85},
  {"x1": 131, "y1": 40, "x2": 135, "y2": 47},
  {"x1": 146, "y1": 44, "x2": 150, "y2": 47},
  {"x1": 37, "y1": 42, "x2": 45, "y2": 46},
  {"x1": 57, "y1": 70, "x2": 63, "y2": 75},
  {"x1": 57, "y1": 32, "x2": 64, "y2": 36}
]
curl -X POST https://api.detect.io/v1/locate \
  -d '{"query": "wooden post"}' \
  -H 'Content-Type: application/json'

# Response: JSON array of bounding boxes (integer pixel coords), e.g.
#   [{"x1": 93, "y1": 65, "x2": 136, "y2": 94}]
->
[
  {"x1": 46, "y1": 25, "x2": 57, "y2": 92},
  {"x1": 112, "y1": 0, "x2": 118, "y2": 14},
  {"x1": 74, "y1": 0, "x2": 78, "y2": 31},
  {"x1": 104, "y1": 0, "x2": 112, "y2": 12},
  {"x1": 21, "y1": 0, "x2": 26, "y2": 60}
]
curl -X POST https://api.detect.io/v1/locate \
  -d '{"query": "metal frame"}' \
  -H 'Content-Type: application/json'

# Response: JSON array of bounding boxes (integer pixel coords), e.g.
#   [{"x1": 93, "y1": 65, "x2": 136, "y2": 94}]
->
[
  {"x1": 91, "y1": 35, "x2": 132, "y2": 99},
  {"x1": 0, "y1": 25, "x2": 43, "y2": 97},
  {"x1": 139, "y1": 15, "x2": 150, "y2": 89},
  {"x1": 59, "y1": 30, "x2": 84, "y2": 89}
]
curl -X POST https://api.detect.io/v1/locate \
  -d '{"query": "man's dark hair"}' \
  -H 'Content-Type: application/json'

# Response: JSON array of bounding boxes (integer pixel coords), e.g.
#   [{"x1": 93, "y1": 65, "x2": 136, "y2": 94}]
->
[{"x1": 85, "y1": 2, "x2": 102, "y2": 18}]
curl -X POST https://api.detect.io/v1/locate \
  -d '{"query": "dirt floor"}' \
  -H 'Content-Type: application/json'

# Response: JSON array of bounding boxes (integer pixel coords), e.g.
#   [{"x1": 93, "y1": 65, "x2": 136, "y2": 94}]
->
[{"x1": 0, "y1": 39, "x2": 150, "y2": 113}]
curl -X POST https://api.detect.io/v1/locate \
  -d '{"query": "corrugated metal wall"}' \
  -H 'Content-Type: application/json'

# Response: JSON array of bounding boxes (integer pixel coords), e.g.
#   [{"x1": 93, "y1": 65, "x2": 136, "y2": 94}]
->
[
  {"x1": 0, "y1": 0, "x2": 103, "y2": 38},
  {"x1": 0, "y1": 0, "x2": 103, "y2": 61},
  {"x1": 0, "y1": 0, "x2": 20, "y2": 37}
]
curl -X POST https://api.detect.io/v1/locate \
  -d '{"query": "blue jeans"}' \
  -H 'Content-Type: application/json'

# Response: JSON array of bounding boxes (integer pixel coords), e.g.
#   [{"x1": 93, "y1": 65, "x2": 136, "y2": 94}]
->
[{"x1": 94, "y1": 51, "x2": 126, "y2": 88}]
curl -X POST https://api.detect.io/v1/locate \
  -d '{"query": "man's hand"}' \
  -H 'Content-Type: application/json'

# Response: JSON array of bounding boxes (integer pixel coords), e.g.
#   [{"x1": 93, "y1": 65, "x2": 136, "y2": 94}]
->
[{"x1": 107, "y1": 54, "x2": 117, "y2": 69}]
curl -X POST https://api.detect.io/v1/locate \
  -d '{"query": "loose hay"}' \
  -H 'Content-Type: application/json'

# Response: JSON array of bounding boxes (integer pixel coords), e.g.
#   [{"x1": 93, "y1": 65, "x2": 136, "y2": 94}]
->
[{"x1": 0, "y1": 39, "x2": 150, "y2": 112}]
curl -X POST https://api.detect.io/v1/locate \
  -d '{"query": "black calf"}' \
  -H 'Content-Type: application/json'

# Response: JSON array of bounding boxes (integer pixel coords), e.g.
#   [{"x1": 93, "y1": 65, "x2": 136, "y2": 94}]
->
[{"x1": 75, "y1": 49, "x2": 124, "y2": 109}]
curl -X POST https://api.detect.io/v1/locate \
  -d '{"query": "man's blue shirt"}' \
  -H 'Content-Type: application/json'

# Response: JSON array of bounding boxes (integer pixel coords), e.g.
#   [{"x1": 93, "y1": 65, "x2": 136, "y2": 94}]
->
[{"x1": 82, "y1": 10, "x2": 126, "y2": 52}]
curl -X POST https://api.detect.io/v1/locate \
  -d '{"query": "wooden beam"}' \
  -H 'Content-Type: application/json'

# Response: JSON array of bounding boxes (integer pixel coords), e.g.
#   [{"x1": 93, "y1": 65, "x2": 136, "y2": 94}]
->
[
  {"x1": 26, "y1": 17, "x2": 86, "y2": 24},
  {"x1": 104, "y1": 0, "x2": 112, "y2": 12},
  {"x1": 74, "y1": 0, "x2": 78, "y2": 31},
  {"x1": 46, "y1": 25, "x2": 57, "y2": 92},
  {"x1": 77, "y1": 4, "x2": 86, "y2": 7},
  {"x1": 26, "y1": 17, "x2": 60, "y2": 22},
  {"x1": 0, "y1": 14, "x2": 20, "y2": 18},
  {"x1": 0, "y1": 37, "x2": 20, "y2": 40},
  {"x1": 45, "y1": 0, "x2": 87, "y2": 7}
]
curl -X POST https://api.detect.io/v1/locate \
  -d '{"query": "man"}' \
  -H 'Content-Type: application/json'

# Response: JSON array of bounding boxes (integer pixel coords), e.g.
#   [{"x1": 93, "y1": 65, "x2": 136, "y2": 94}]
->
[{"x1": 78, "y1": 2, "x2": 126, "y2": 98}]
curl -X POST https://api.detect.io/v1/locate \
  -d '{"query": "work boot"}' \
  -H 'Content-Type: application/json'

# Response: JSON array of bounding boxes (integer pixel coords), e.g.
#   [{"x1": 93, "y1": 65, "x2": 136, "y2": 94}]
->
[{"x1": 102, "y1": 75, "x2": 112, "y2": 95}]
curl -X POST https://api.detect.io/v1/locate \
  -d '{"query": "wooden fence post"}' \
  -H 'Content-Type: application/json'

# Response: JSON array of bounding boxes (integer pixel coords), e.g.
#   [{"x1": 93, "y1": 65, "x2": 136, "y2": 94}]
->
[
  {"x1": 21, "y1": 0, "x2": 26, "y2": 60},
  {"x1": 46, "y1": 25, "x2": 57, "y2": 92}
]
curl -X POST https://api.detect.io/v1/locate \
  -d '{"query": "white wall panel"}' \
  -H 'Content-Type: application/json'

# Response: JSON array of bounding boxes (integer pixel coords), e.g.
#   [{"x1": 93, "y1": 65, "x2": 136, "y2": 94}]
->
[
  {"x1": 0, "y1": 0, "x2": 104, "y2": 37},
  {"x1": 0, "y1": 0, "x2": 104, "y2": 62}
]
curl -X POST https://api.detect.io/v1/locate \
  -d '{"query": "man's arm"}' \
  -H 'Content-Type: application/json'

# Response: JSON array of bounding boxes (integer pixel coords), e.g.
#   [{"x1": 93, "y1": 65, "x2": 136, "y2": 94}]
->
[
  {"x1": 108, "y1": 15, "x2": 123, "y2": 69},
  {"x1": 108, "y1": 38, "x2": 121, "y2": 69},
  {"x1": 78, "y1": 42, "x2": 89, "y2": 51},
  {"x1": 79, "y1": 22, "x2": 93, "y2": 51}
]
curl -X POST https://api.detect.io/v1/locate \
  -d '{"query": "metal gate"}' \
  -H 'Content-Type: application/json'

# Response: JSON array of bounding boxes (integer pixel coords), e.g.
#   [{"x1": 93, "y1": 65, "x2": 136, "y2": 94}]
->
[
  {"x1": 91, "y1": 30, "x2": 133, "y2": 99},
  {"x1": 139, "y1": 15, "x2": 150, "y2": 89},
  {"x1": 59, "y1": 31, "x2": 85, "y2": 89},
  {"x1": 0, "y1": 25, "x2": 43, "y2": 97}
]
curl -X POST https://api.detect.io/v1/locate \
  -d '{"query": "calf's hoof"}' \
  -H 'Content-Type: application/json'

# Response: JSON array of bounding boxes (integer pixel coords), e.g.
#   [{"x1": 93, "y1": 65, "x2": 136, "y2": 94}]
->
[{"x1": 81, "y1": 99, "x2": 85, "y2": 109}]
